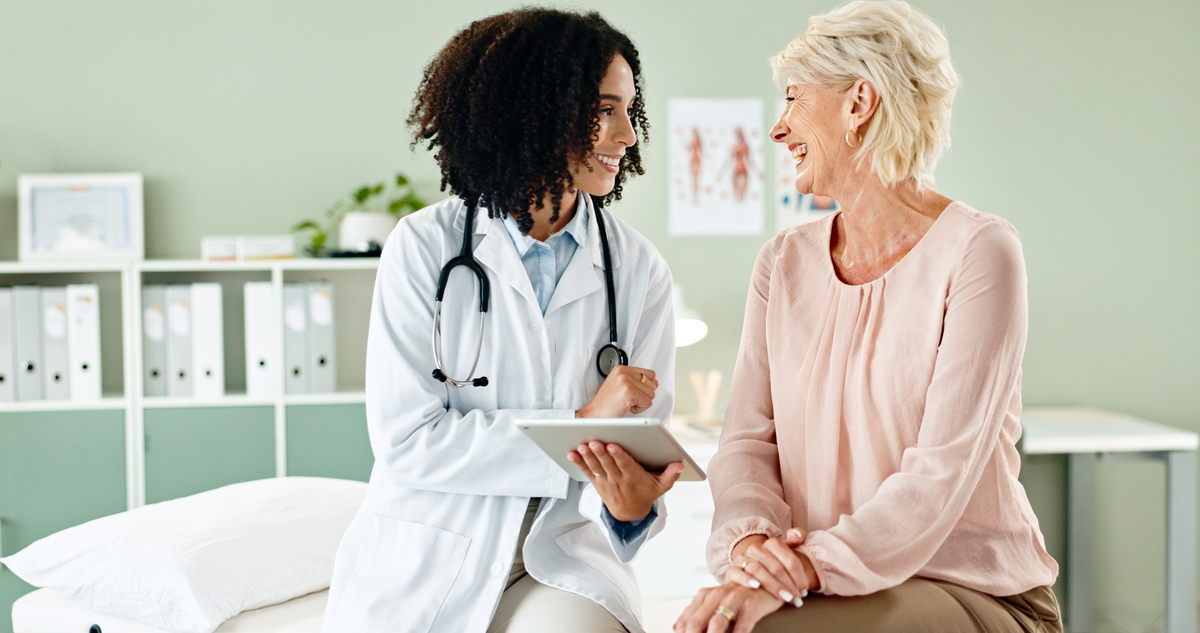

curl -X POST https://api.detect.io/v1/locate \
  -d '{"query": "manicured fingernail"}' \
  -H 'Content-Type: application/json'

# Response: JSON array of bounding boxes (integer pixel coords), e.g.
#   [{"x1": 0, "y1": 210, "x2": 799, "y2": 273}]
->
[
  {"x1": 800, "y1": 589, "x2": 808, "y2": 598},
  {"x1": 793, "y1": 597, "x2": 804, "y2": 608},
  {"x1": 748, "y1": 579, "x2": 761, "y2": 589},
  {"x1": 780, "y1": 590, "x2": 794, "y2": 603}
]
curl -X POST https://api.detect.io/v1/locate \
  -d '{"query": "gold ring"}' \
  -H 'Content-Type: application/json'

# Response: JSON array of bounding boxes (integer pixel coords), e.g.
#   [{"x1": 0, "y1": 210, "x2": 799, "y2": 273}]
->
[
  {"x1": 639, "y1": 373, "x2": 647, "y2": 384},
  {"x1": 715, "y1": 605, "x2": 736, "y2": 622}
]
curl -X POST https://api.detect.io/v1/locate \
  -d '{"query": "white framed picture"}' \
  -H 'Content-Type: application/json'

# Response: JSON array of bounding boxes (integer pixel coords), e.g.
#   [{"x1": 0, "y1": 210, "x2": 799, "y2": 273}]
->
[
  {"x1": 667, "y1": 98, "x2": 765, "y2": 236},
  {"x1": 18, "y1": 173, "x2": 145, "y2": 262}
]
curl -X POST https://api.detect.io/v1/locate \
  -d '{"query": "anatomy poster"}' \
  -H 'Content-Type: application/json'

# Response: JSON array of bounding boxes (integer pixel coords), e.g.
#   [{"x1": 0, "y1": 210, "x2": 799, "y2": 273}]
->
[
  {"x1": 774, "y1": 100, "x2": 840, "y2": 232},
  {"x1": 668, "y1": 98, "x2": 764, "y2": 236}
]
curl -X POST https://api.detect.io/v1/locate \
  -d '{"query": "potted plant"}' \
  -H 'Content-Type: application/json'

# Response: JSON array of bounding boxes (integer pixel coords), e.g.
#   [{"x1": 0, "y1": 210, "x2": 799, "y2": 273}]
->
[{"x1": 293, "y1": 173, "x2": 426, "y2": 256}]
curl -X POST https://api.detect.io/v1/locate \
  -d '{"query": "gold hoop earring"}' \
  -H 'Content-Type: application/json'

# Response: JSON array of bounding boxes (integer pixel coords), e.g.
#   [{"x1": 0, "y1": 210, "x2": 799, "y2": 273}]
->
[{"x1": 845, "y1": 130, "x2": 861, "y2": 148}]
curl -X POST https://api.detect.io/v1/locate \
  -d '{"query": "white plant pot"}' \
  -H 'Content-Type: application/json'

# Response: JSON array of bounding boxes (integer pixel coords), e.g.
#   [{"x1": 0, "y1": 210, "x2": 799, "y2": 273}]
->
[{"x1": 338, "y1": 211, "x2": 398, "y2": 251}]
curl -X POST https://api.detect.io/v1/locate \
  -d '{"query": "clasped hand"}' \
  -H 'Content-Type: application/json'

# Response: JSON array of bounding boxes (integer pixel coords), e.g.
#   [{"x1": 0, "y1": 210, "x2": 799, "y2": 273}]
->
[
  {"x1": 674, "y1": 531, "x2": 818, "y2": 633},
  {"x1": 569, "y1": 365, "x2": 683, "y2": 522}
]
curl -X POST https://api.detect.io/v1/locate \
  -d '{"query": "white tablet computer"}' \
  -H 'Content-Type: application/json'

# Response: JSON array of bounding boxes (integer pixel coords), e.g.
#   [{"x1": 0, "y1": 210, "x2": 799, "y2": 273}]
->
[{"x1": 516, "y1": 418, "x2": 706, "y2": 482}]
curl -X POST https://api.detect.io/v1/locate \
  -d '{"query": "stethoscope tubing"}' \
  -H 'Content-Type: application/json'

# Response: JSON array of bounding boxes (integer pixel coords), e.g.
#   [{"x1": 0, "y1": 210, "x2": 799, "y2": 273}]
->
[
  {"x1": 431, "y1": 196, "x2": 625, "y2": 388},
  {"x1": 431, "y1": 202, "x2": 491, "y2": 387},
  {"x1": 431, "y1": 298, "x2": 487, "y2": 388}
]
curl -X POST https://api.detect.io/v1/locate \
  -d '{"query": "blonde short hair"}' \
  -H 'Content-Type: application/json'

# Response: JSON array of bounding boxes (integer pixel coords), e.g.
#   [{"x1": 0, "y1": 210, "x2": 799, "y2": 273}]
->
[{"x1": 770, "y1": 1, "x2": 959, "y2": 189}]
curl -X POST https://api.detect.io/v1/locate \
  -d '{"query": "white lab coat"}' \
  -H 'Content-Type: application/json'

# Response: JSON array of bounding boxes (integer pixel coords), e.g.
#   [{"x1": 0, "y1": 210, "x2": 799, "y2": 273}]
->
[{"x1": 322, "y1": 195, "x2": 676, "y2": 633}]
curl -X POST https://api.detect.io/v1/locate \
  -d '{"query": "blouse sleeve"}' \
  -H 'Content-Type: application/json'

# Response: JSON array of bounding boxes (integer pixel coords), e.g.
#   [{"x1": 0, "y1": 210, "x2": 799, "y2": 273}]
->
[
  {"x1": 798, "y1": 221, "x2": 1028, "y2": 596},
  {"x1": 705, "y1": 234, "x2": 795, "y2": 581}
]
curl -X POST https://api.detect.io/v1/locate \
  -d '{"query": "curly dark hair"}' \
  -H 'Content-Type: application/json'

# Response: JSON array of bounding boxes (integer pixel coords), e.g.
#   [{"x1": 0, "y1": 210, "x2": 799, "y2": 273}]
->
[{"x1": 408, "y1": 8, "x2": 648, "y2": 234}]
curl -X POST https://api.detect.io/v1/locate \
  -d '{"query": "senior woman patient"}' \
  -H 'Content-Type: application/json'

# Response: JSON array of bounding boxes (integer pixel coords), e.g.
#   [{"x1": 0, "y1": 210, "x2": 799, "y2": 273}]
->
[{"x1": 676, "y1": 2, "x2": 1060, "y2": 632}]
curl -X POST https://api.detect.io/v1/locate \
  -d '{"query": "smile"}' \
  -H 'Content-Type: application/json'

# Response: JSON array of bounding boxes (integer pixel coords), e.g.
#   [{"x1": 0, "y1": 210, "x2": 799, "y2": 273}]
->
[
  {"x1": 790, "y1": 143, "x2": 808, "y2": 164},
  {"x1": 594, "y1": 153, "x2": 621, "y2": 173}
]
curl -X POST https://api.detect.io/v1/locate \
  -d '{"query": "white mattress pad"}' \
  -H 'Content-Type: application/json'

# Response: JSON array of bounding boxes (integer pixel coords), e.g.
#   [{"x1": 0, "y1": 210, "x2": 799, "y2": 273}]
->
[
  {"x1": 12, "y1": 588, "x2": 327, "y2": 633},
  {"x1": 14, "y1": 588, "x2": 689, "y2": 633}
]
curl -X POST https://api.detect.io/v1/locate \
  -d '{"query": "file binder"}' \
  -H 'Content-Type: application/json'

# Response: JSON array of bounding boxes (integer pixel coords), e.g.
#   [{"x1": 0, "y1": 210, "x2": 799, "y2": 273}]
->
[
  {"x1": 283, "y1": 283, "x2": 309, "y2": 394},
  {"x1": 243, "y1": 282, "x2": 274, "y2": 399},
  {"x1": 165, "y1": 285, "x2": 193, "y2": 398},
  {"x1": 13, "y1": 286, "x2": 43, "y2": 400},
  {"x1": 307, "y1": 282, "x2": 336, "y2": 394},
  {"x1": 142, "y1": 285, "x2": 168, "y2": 397},
  {"x1": 41, "y1": 287, "x2": 71, "y2": 400},
  {"x1": 0, "y1": 288, "x2": 13, "y2": 402},
  {"x1": 66, "y1": 284, "x2": 102, "y2": 400},
  {"x1": 191, "y1": 283, "x2": 225, "y2": 398}
]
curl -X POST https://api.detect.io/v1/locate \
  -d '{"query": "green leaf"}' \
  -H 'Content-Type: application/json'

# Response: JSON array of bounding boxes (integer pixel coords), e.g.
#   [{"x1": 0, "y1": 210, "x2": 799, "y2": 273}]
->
[
  {"x1": 394, "y1": 173, "x2": 409, "y2": 186},
  {"x1": 402, "y1": 190, "x2": 425, "y2": 208},
  {"x1": 292, "y1": 220, "x2": 322, "y2": 232},
  {"x1": 353, "y1": 186, "x2": 373, "y2": 203}
]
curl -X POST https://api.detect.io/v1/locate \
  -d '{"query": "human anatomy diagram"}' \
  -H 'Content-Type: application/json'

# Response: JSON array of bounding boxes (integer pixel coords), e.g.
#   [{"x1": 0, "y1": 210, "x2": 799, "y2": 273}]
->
[{"x1": 668, "y1": 98, "x2": 764, "y2": 236}]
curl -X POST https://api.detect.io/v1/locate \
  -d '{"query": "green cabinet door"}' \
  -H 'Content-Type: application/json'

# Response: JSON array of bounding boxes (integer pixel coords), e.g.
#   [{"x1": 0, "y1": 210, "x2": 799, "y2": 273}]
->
[
  {"x1": 0, "y1": 410, "x2": 127, "y2": 633},
  {"x1": 144, "y1": 406, "x2": 275, "y2": 504},
  {"x1": 286, "y1": 404, "x2": 374, "y2": 482}
]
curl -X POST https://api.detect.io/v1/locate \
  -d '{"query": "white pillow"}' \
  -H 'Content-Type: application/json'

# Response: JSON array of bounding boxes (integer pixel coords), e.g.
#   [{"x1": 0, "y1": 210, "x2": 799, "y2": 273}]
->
[{"x1": 0, "y1": 476, "x2": 366, "y2": 633}]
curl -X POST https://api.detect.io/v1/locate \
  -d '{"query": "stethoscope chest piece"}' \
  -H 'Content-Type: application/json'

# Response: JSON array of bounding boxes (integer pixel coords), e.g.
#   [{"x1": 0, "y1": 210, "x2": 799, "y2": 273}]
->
[{"x1": 596, "y1": 343, "x2": 628, "y2": 378}]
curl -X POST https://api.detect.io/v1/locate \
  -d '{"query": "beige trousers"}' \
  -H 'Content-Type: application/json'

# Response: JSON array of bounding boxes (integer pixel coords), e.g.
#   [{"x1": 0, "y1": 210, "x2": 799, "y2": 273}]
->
[
  {"x1": 752, "y1": 578, "x2": 1061, "y2": 633},
  {"x1": 487, "y1": 573, "x2": 629, "y2": 633},
  {"x1": 488, "y1": 499, "x2": 627, "y2": 633}
]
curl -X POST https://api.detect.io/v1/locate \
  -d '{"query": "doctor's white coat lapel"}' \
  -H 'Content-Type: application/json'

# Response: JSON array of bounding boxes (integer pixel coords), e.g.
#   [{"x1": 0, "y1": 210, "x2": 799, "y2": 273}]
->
[
  {"x1": 544, "y1": 195, "x2": 611, "y2": 316},
  {"x1": 451, "y1": 203, "x2": 541, "y2": 315}
]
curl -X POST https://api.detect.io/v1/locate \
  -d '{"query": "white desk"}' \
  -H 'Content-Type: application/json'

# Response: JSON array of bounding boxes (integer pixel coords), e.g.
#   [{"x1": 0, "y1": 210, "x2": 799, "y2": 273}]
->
[{"x1": 1021, "y1": 407, "x2": 1199, "y2": 633}]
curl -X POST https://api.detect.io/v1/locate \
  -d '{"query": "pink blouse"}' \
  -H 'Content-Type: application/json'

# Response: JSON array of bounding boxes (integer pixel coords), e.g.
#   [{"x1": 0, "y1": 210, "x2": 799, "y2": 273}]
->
[{"x1": 706, "y1": 202, "x2": 1058, "y2": 597}]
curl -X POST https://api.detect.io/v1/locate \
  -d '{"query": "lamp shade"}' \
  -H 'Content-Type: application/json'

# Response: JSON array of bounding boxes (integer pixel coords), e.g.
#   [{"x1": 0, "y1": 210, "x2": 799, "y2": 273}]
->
[{"x1": 673, "y1": 287, "x2": 707, "y2": 347}]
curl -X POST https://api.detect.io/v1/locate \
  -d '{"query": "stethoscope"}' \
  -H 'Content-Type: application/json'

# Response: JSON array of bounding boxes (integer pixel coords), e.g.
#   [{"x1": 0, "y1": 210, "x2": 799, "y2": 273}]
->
[{"x1": 431, "y1": 195, "x2": 627, "y2": 388}]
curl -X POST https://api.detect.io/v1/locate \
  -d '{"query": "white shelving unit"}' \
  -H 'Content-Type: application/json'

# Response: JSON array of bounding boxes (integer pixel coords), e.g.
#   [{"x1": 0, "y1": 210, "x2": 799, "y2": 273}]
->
[
  {"x1": 1, "y1": 258, "x2": 379, "y2": 509},
  {"x1": 0, "y1": 261, "x2": 137, "y2": 507}
]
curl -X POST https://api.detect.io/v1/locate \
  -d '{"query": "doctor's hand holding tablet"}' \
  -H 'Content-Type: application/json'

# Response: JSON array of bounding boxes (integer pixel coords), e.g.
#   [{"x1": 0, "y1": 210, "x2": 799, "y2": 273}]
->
[
  {"x1": 570, "y1": 365, "x2": 685, "y2": 522},
  {"x1": 520, "y1": 364, "x2": 706, "y2": 523}
]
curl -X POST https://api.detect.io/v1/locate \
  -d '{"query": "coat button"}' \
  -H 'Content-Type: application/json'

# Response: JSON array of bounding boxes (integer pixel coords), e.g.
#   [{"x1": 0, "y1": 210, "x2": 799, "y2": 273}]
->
[
  {"x1": 528, "y1": 319, "x2": 543, "y2": 332},
  {"x1": 490, "y1": 561, "x2": 504, "y2": 576}
]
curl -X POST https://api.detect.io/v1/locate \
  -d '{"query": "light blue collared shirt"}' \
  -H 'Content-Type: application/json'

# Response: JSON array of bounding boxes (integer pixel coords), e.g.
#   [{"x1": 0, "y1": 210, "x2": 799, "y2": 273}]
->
[
  {"x1": 501, "y1": 196, "x2": 588, "y2": 315},
  {"x1": 501, "y1": 195, "x2": 658, "y2": 542}
]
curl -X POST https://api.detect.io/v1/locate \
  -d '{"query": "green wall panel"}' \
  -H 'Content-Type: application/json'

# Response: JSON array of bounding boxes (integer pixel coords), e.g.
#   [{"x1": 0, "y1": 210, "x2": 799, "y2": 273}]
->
[
  {"x1": 0, "y1": 572, "x2": 34, "y2": 633},
  {"x1": 144, "y1": 406, "x2": 274, "y2": 504},
  {"x1": 286, "y1": 404, "x2": 373, "y2": 482},
  {"x1": 0, "y1": 410, "x2": 126, "y2": 633}
]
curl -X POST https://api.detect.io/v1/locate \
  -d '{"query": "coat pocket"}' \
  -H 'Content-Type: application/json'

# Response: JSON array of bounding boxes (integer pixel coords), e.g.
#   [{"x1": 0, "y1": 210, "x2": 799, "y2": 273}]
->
[
  {"x1": 554, "y1": 521, "x2": 610, "y2": 558},
  {"x1": 553, "y1": 522, "x2": 640, "y2": 622},
  {"x1": 554, "y1": 521, "x2": 637, "y2": 584},
  {"x1": 347, "y1": 515, "x2": 470, "y2": 632}
]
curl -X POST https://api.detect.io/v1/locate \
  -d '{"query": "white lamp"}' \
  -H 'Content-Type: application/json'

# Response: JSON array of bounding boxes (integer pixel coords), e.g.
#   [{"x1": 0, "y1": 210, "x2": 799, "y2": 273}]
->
[
  {"x1": 672, "y1": 288, "x2": 722, "y2": 437},
  {"x1": 674, "y1": 287, "x2": 708, "y2": 348}
]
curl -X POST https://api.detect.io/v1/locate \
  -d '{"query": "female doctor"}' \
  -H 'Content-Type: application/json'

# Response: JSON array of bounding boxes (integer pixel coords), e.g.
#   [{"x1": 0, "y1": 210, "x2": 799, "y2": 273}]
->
[{"x1": 322, "y1": 9, "x2": 681, "y2": 633}]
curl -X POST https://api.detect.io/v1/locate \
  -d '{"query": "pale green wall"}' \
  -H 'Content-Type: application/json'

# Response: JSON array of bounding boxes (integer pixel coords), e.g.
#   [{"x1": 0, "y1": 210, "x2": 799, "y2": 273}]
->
[{"x1": 1, "y1": 0, "x2": 1197, "y2": 630}]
